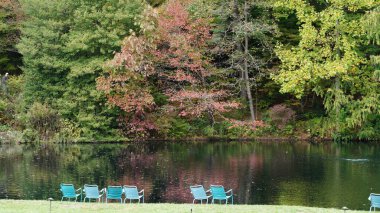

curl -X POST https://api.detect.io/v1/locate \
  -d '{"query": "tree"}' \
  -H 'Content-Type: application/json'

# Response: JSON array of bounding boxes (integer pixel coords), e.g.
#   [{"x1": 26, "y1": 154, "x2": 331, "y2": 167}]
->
[
  {"x1": 97, "y1": 6, "x2": 158, "y2": 137},
  {"x1": 207, "y1": 0, "x2": 279, "y2": 121},
  {"x1": 97, "y1": 0, "x2": 240, "y2": 137},
  {"x1": 0, "y1": 0, "x2": 22, "y2": 75},
  {"x1": 154, "y1": 0, "x2": 239, "y2": 125},
  {"x1": 273, "y1": 0, "x2": 380, "y2": 139},
  {"x1": 18, "y1": 0, "x2": 144, "y2": 140}
]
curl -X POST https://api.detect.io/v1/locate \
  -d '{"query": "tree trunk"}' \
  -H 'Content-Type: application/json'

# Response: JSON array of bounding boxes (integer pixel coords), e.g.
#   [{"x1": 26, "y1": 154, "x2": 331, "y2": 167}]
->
[
  {"x1": 334, "y1": 20, "x2": 341, "y2": 130},
  {"x1": 233, "y1": 0, "x2": 246, "y2": 99},
  {"x1": 244, "y1": 0, "x2": 255, "y2": 121}
]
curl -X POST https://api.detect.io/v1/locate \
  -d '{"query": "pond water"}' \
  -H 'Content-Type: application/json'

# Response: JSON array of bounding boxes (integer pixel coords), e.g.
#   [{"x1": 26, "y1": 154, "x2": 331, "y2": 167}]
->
[{"x1": 0, "y1": 141, "x2": 379, "y2": 210}]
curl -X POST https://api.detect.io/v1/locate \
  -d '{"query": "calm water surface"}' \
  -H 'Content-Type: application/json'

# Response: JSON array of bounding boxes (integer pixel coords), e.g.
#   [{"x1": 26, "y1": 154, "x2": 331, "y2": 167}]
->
[{"x1": 0, "y1": 141, "x2": 379, "y2": 210}]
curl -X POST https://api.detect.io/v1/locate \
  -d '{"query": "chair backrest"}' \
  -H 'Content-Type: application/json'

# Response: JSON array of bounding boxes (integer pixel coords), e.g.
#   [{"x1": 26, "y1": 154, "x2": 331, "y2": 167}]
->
[
  {"x1": 210, "y1": 185, "x2": 226, "y2": 199},
  {"x1": 370, "y1": 193, "x2": 380, "y2": 208},
  {"x1": 84, "y1": 184, "x2": 100, "y2": 199},
  {"x1": 60, "y1": 183, "x2": 76, "y2": 197},
  {"x1": 107, "y1": 186, "x2": 123, "y2": 199},
  {"x1": 123, "y1": 185, "x2": 139, "y2": 199},
  {"x1": 190, "y1": 185, "x2": 207, "y2": 199}
]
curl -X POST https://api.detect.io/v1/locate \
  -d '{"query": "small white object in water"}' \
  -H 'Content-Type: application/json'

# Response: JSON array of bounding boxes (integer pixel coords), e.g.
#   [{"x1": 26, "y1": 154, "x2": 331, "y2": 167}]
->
[{"x1": 342, "y1": 158, "x2": 369, "y2": 162}]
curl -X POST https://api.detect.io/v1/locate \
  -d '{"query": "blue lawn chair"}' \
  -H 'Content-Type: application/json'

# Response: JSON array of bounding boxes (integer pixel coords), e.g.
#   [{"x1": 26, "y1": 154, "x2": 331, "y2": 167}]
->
[
  {"x1": 60, "y1": 183, "x2": 82, "y2": 202},
  {"x1": 190, "y1": 185, "x2": 212, "y2": 204},
  {"x1": 369, "y1": 193, "x2": 380, "y2": 211},
  {"x1": 123, "y1": 185, "x2": 144, "y2": 203},
  {"x1": 105, "y1": 186, "x2": 123, "y2": 203},
  {"x1": 210, "y1": 185, "x2": 233, "y2": 205},
  {"x1": 83, "y1": 184, "x2": 105, "y2": 202}
]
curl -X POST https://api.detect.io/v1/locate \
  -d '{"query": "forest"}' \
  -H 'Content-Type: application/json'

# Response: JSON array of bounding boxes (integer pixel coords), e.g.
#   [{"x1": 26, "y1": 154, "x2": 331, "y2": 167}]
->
[{"x1": 0, "y1": 0, "x2": 379, "y2": 143}]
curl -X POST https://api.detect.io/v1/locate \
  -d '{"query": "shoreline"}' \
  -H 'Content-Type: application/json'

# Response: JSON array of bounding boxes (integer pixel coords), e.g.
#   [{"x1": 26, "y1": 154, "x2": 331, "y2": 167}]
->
[{"x1": 2, "y1": 131, "x2": 380, "y2": 144}]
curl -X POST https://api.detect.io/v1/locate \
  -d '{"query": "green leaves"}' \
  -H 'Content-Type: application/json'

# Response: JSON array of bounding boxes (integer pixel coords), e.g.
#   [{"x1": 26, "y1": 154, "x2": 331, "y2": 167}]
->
[
  {"x1": 274, "y1": 0, "x2": 380, "y2": 139},
  {"x1": 18, "y1": 0, "x2": 145, "y2": 140}
]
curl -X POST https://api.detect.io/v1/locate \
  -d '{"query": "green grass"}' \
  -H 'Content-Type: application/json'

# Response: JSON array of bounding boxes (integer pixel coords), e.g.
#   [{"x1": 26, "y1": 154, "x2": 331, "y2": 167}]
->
[{"x1": 0, "y1": 200, "x2": 367, "y2": 213}]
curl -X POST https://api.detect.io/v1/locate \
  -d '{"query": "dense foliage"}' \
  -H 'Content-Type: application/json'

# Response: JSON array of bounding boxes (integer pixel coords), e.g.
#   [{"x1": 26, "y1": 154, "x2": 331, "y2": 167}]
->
[{"x1": 0, "y1": 0, "x2": 379, "y2": 142}]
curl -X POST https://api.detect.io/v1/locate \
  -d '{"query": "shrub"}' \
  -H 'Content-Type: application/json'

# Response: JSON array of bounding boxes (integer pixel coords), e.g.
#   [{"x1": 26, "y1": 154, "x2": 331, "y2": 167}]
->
[
  {"x1": 168, "y1": 118, "x2": 191, "y2": 138},
  {"x1": 268, "y1": 104, "x2": 295, "y2": 129},
  {"x1": 25, "y1": 102, "x2": 61, "y2": 141}
]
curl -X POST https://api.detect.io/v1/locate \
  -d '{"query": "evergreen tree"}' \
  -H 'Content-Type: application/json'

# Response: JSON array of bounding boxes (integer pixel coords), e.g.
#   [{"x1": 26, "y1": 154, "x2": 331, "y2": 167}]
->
[
  {"x1": 0, "y1": 0, "x2": 22, "y2": 75},
  {"x1": 18, "y1": 0, "x2": 144, "y2": 140}
]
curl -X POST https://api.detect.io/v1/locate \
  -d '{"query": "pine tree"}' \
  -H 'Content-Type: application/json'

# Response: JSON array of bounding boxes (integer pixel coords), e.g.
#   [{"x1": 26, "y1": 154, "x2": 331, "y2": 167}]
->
[{"x1": 18, "y1": 0, "x2": 144, "y2": 140}]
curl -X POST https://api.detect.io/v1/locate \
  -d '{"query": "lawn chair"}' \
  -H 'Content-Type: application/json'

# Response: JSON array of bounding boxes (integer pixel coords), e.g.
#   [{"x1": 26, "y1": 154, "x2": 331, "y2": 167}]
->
[
  {"x1": 369, "y1": 193, "x2": 380, "y2": 211},
  {"x1": 190, "y1": 185, "x2": 212, "y2": 204},
  {"x1": 210, "y1": 185, "x2": 233, "y2": 205},
  {"x1": 105, "y1": 186, "x2": 123, "y2": 203},
  {"x1": 83, "y1": 184, "x2": 105, "y2": 203},
  {"x1": 123, "y1": 185, "x2": 144, "y2": 203},
  {"x1": 60, "y1": 183, "x2": 82, "y2": 202}
]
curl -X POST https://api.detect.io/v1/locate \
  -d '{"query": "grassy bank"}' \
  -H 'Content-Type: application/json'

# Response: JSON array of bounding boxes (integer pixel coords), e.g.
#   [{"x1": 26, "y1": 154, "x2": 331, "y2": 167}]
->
[{"x1": 0, "y1": 200, "x2": 366, "y2": 213}]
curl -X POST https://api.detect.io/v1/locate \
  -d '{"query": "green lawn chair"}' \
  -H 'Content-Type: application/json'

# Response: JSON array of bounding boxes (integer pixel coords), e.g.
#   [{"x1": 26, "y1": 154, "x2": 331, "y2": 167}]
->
[
  {"x1": 123, "y1": 185, "x2": 144, "y2": 203},
  {"x1": 190, "y1": 185, "x2": 212, "y2": 204},
  {"x1": 105, "y1": 186, "x2": 123, "y2": 203},
  {"x1": 83, "y1": 184, "x2": 105, "y2": 203},
  {"x1": 60, "y1": 183, "x2": 82, "y2": 202},
  {"x1": 369, "y1": 193, "x2": 380, "y2": 211},
  {"x1": 210, "y1": 185, "x2": 233, "y2": 205}
]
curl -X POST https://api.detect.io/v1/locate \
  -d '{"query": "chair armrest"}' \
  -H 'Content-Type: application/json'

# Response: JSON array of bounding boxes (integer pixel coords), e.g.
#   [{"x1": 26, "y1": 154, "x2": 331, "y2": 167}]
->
[
  {"x1": 76, "y1": 188, "x2": 82, "y2": 192},
  {"x1": 225, "y1": 189, "x2": 233, "y2": 194},
  {"x1": 205, "y1": 189, "x2": 211, "y2": 193},
  {"x1": 100, "y1": 188, "x2": 106, "y2": 196},
  {"x1": 139, "y1": 189, "x2": 144, "y2": 195}
]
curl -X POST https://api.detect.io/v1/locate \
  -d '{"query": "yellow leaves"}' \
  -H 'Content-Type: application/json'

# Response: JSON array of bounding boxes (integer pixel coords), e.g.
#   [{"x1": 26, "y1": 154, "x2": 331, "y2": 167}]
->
[
  {"x1": 299, "y1": 23, "x2": 318, "y2": 48},
  {"x1": 329, "y1": 0, "x2": 379, "y2": 11}
]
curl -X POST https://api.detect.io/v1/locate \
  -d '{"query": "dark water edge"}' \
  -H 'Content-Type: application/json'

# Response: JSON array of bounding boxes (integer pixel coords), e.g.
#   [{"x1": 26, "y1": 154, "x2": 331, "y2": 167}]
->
[{"x1": 0, "y1": 141, "x2": 379, "y2": 210}]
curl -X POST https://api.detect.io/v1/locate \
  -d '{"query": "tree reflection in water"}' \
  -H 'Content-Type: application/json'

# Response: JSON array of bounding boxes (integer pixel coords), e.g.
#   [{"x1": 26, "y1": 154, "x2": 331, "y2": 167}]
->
[{"x1": 0, "y1": 142, "x2": 379, "y2": 210}]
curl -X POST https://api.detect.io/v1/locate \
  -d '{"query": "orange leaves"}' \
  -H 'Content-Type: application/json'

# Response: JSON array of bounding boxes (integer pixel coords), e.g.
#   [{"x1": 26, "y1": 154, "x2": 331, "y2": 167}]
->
[{"x1": 96, "y1": 0, "x2": 241, "y2": 136}]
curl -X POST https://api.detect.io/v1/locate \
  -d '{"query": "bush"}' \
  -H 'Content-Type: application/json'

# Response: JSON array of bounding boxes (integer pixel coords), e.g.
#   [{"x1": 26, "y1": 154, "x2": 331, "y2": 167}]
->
[
  {"x1": 25, "y1": 102, "x2": 61, "y2": 142},
  {"x1": 54, "y1": 119, "x2": 81, "y2": 143},
  {"x1": 168, "y1": 118, "x2": 191, "y2": 138},
  {"x1": 268, "y1": 104, "x2": 296, "y2": 129}
]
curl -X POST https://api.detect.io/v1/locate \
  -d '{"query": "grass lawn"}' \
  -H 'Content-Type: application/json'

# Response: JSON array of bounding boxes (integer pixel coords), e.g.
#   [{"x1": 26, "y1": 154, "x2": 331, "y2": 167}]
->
[{"x1": 0, "y1": 200, "x2": 367, "y2": 213}]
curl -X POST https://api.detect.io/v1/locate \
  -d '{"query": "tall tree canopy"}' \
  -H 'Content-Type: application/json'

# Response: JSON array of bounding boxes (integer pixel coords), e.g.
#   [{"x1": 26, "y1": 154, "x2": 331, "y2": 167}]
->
[
  {"x1": 0, "y1": 0, "x2": 22, "y2": 75},
  {"x1": 18, "y1": 0, "x2": 144, "y2": 139},
  {"x1": 97, "y1": 0, "x2": 240, "y2": 137},
  {"x1": 273, "y1": 0, "x2": 380, "y2": 139}
]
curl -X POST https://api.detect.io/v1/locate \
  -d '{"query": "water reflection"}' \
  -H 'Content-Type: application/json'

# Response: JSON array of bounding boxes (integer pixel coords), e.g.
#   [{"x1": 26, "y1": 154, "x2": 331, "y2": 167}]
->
[{"x1": 0, "y1": 141, "x2": 379, "y2": 210}]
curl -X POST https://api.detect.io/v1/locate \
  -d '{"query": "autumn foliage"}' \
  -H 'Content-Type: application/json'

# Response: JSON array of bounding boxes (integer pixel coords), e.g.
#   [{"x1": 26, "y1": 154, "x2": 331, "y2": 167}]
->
[{"x1": 97, "y1": 0, "x2": 240, "y2": 137}]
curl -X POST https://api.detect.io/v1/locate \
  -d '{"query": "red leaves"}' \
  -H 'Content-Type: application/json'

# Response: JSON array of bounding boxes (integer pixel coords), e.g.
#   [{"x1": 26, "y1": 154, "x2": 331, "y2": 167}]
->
[
  {"x1": 154, "y1": 1, "x2": 237, "y2": 121},
  {"x1": 167, "y1": 90, "x2": 240, "y2": 118},
  {"x1": 227, "y1": 119, "x2": 266, "y2": 130},
  {"x1": 96, "y1": 1, "x2": 246, "y2": 137}
]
